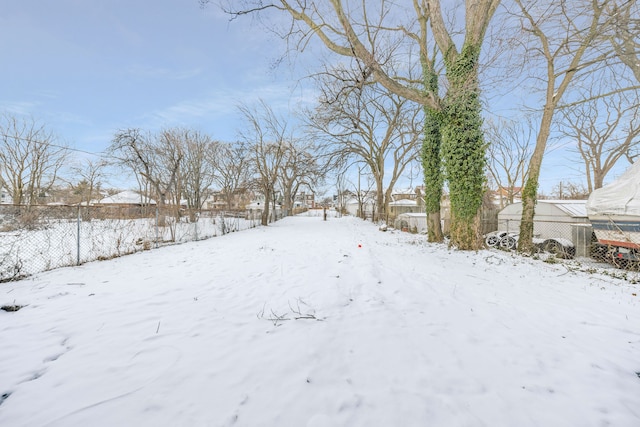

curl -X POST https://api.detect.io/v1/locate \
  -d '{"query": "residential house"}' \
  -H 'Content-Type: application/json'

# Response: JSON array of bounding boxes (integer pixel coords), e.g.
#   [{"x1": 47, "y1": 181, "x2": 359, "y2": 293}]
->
[
  {"x1": 0, "y1": 188, "x2": 12, "y2": 205},
  {"x1": 387, "y1": 187, "x2": 425, "y2": 222},
  {"x1": 344, "y1": 190, "x2": 376, "y2": 218},
  {"x1": 205, "y1": 188, "x2": 252, "y2": 211},
  {"x1": 95, "y1": 190, "x2": 156, "y2": 218}
]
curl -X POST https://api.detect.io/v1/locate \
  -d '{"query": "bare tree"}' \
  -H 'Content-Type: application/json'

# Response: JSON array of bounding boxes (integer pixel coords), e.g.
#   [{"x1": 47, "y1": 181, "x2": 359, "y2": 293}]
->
[
  {"x1": 560, "y1": 89, "x2": 640, "y2": 192},
  {"x1": 551, "y1": 181, "x2": 590, "y2": 200},
  {"x1": 608, "y1": 0, "x2": 640, "y2": 82},
  {"x1": 175, "y1": 129, "x2": 218, "y2": 219},
  {"x1": 484, "y1": 118, "x2": 534, "y2": 208},
  {"x1": 209, "y1": 0, "x2": 500, "y2": 249},
  {"x1": 0, "y1": 113, "x2": 69, "y2": 206},
  {"x1": 238, "y1": 100, "x2": 289, "y2": 226},
  {"x1": 346, "y1": 166, "x2": 376, "y2": 219},
  {"x1": 279, "y1": 139, "x2": 322, "y2": 216},
  {"x1": 211, "y1": 141, "x2": 253, "y2": 210},
  {"x1": 308, "y1": 69, "x2": 422, "y2": 222},
  {"x1": 507, "y1": 0, "x2": 616, "y2": 252},
  {"x1": 68, "y1": 158, "x2": 108, "y2": 206},
  {"x1": 109, "y1": 128, "x2": 183, "y2": 224},
  {"x1": 334, "y1": 170, "x2": 349, "y2": 216},
  {"x1": 219, "y1": 0, "x2": 497, "y2": 108}
]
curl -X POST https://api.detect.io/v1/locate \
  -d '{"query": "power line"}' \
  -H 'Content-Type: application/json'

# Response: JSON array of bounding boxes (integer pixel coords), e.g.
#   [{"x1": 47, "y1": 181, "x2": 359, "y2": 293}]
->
[{"x1": 0, "y1": 132, "x2": 110, "y2": 159}]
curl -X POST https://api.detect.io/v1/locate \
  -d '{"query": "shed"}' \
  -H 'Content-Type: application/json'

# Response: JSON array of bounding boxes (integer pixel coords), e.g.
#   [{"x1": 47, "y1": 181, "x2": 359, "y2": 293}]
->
[
  {"x1": 498, "y1": 200, "x2": 592, "y2": 256},
  {"x1": 394, "y1": 213, "x2": 427, "y2": 234},
  {"x1": 388, "y1": 199, "x2": 419, "y2": 219}
]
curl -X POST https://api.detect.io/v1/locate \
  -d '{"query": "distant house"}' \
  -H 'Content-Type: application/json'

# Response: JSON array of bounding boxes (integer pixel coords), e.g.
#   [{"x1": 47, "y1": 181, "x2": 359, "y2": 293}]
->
[
  {"x1": 294, "y1": 191, "x2": 315, "y2": 209},
  {"x1": 96, "y1": 190, "x2": 156, "y2": 206},
  {"x1": 344, "y1": 193, "x2": 375, "y2": 218},
  {"x1": 246, "y1": 200, "x2": 281, "y2": 221},
  {"x1": 0, "y1": 188, "x2": 12, "y2": 205},
  {"x1": 490, "y1": 186, "x2": 523, "y2": 208},
  {"x1": 388, "y1": 198, "x2": 419, "y2": 219},
  {"x1": 387, "y1": 187, "x2": 424, "y2": 221},
  {"x1": 205, "y1": 189, "x2": 252, "y2": 210},
  {"x1": 391, "y1": 188, "x2": 418, "y2": 201}
]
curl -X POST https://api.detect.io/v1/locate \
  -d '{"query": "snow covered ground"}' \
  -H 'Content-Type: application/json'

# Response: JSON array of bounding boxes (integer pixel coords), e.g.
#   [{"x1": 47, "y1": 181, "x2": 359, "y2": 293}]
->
[{"x1": 1, "y1": 215, "x2": 639, "y2": 426}]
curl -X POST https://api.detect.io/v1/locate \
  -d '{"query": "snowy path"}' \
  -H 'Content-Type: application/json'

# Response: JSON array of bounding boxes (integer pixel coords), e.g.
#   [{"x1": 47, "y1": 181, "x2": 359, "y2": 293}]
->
[{"x1": 1, "y1": 216, "x2": 639, "y2": 426}]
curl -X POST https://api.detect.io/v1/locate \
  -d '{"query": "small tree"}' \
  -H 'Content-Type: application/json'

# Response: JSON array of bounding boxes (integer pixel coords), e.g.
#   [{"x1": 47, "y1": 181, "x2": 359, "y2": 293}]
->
[
  {"x1": 484, "y1": 118, "x2": 533, "y2": 208},
  {"x1": 68, "y1": 158, "x2": 108, "y2": 206},
  {"x1": 308, "y1": 65, "x2": 422, "y2": 223},
  {"x1": 109, "y1": 128, "x2": 183, "y2": 224},
  {"x1": 0, "y1": 114, "x2": 68, "y2": 206},
  {"x1": 551, "y1": 181, "x2": 589, "y2": 200},
  {"x1": 279, "y1": 139, "x2": 321, "y2": 216},
  {"x1": 238, "y1": 100, "x2": 289, "y2": 226},
  {"x1": 176, "y1": 129, "x2": 217, "y2": 220},
  {"x1": 211, "y1": 141, "x2": 252, "y2": 210}
]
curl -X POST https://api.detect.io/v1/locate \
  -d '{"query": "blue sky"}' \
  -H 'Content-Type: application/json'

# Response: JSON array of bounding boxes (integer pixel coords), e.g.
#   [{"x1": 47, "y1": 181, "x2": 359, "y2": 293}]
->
[
  {"x1": 0, "y1": 0, "x2": 314, "y2": 155},
  {"x1": 0, "y1": 1, "x2": 631, "y2": 194}
]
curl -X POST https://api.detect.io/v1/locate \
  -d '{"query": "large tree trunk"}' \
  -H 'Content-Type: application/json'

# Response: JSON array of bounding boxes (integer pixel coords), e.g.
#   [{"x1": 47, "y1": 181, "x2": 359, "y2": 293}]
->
[
  {"x1": 442, "y1": 43, "x2": 486, "y2": 250},
  {"x1": 283, "y1": 186, "x2": 292, "y2": 217},
  {"x1": 517, "y1": 107, "x2": 552, "y2": 253},
  {"x1": 261, "y1": 188, "x2": 271, "y2": 226},
  {"x1": 375, "y1": 179, "x2": 385, "y2": 222},
  {"x1": 422, "y1": 65, "x2": 445, "y2": 243}
]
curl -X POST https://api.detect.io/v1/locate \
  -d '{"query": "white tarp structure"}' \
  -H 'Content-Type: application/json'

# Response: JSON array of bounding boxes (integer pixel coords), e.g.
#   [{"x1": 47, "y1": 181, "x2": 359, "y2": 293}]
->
[
  {"x1": 586, "y1": 161, "x2": 640, "y2": 250},
  {"x1": 586, "y1": 161, "x2": 640, "y2": 217}
]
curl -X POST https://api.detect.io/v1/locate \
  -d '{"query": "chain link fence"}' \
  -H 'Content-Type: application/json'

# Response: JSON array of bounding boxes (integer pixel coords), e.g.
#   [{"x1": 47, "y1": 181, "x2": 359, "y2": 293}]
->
[
  {"x1": 0, "y1": 204, "x2": 260, "y2": 282},
  {"x1": 482, "y1": 218, "x2": 596, "y2": 257}
]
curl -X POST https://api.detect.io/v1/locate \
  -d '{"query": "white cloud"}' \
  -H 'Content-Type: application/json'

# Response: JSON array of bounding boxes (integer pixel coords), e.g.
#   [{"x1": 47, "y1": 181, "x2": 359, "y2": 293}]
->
[{"x1": 0, "y1": 100, "x2": 42, "y2": 116}]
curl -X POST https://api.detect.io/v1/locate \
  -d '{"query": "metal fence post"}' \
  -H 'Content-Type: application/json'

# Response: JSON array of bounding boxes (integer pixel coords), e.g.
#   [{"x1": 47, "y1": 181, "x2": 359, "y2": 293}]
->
[
  {"x1": 155, "y1": 207, "x2": 159, "y2": 248},
  {"x1": 77, "y1": 205, "x2": 81, "y2": 266}
]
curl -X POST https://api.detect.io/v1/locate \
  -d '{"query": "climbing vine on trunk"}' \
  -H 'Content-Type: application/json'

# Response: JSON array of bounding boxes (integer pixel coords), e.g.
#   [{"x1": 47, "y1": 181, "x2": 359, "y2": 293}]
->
[
  {"x1": 421, "y1": 67, "x2": 444, "y2": 243},
  {"x1": 442, "y1": 44, "x2": 486, "y2": 250}
]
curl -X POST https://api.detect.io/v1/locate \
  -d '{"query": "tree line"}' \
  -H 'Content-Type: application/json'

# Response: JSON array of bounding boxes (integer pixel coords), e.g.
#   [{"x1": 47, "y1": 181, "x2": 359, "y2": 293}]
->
[
  {"x1": 0, "y1": 103, "x2": 332, "y2": 228},
  {"x1": 207, "y1": 0, "x2": 640, "y2": 251},
  {"x1": 2, "y1": 0, "x2": 638, "y2": 253}
]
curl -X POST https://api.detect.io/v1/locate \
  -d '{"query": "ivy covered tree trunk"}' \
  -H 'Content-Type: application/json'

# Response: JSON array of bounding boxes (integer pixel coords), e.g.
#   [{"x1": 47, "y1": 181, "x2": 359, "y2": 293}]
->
[
  {"x1": 422, "y1": 67, "x2": 444, "y2": 243},
  {"x1": 442, "y1": 44, "x2": 486, "y2": 250}
]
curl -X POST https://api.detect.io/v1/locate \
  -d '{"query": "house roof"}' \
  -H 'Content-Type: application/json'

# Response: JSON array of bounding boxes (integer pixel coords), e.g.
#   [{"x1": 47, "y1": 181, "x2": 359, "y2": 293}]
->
[
  {"x1": 345, "y1": 198, "x2": 374, "y2": 206},
  {"x1": 97, "y1": 190, "x2": 156, "y2": 205},
  {"x1": 389, "y1": 199, "x2": 417, "y2": 206},
  {"x1": 392, "y1": 188, "x2": 415, "y2": 196},
  {"x1": 498, "y1": 199, "x2": 588, "y2": 219},
  {"x1": 397, "y1": 212, "x2": 427, "y2": 218}
]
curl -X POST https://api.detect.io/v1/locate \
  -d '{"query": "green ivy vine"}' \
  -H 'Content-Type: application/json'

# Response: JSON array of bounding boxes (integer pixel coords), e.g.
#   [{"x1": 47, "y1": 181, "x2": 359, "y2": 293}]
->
[{"x1": 442, "y1": 43, "x2": 487, "y2": 249}]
